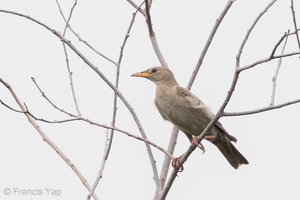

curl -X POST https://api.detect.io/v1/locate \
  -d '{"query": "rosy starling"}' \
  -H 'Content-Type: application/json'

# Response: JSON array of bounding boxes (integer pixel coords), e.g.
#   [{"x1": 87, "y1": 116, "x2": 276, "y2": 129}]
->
[{"x1": 131, "y1": 66, "x2": 248, "y2": 169}]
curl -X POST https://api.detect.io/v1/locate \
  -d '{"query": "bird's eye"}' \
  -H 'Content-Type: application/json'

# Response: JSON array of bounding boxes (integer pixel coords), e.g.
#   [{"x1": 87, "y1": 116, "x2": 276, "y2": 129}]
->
[{"x1": 151, "y1": 68, "x2": 157, "y2": 73}]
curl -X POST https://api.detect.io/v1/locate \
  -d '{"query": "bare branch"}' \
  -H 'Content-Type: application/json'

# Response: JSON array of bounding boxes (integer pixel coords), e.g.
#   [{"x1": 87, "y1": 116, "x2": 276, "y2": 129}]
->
[
  {"x1": 145, "y1": 0, "x2": 154, "y2": 35},
  {"x1": 55, "y1": 0, "x2": 82, "y2": 116},
  {"x1": 150, "y1": 36, "x2": 168, "y2": 67},
  {"x1": 26, "y1": 112, "x2": 80, "y2": 124},
  {"x1": 55, "y1": 0, "x2": 78, "y2": 35},
  {"x1": 270, "y1": 31, "x2": 289, "y2": 105},
  {"x1": 0, "y1": 78, "x2": 100, "y2": 200},
  {"x1": 128, "y1": 1, "x2": 168, "y2": 67},
  {"x1": 63, "y1": 45, "x2": 82, "y2": 116},
  {"x1": 187, "y1": 0, "x2": 235, "y2": 90},
  {"x1": 30, "y1": 77, "x2": 173, "y2": 159},
  {"x1": 290, "y1": 0, "x2": 300, "y2": 50},
  {"x1": 77, "y1": 115, "x2": 174, "y2": 159},
  {"x1": 236, "y1": 0, "x2": 277, "y2": 68},
  {"x1": 45, "y1": 23, "x2": 163, "y2": 189},
  {"x1": 270, "y1": 29, "x2": 299, "y2": 58},
  {"x1": 55, "y1": 0, "x2": 117, "y2": 65},
  {"x1": 0, "y1": 8, "x2": 166, "y2": 191},
  {"x1": 72, "y1": 30, "x2": 118, "y2": 65},
  {"x1": 117, "y1": 6, "x2": 141, "y2": 66},
  {"x1": 270, "y1": 31, "x2": 288, "y2": 58},
  {"x1": 238, "y1": 51, "x2": 300, "y2": 72},
  {"x1": 0, "y1": 99, "x2": 24, "y2": 113},
  {"x1": 0, "y1": 99, "x2": 78, "y2": 123},
  {"x1": 0, "y1": 9, "x2": 165, "y2": 197},
  {"x1": 148, "y1": 0, "x2": 153, "y2": 8},
  {"x1": 127, "y1": 0, "x2": 146, "y2": 16},
  {"x1": 87, "y1": 129, "x2": 110, "y2": 200},
  {"x1": 157, "y1": 126, "x2": 179, "y2": 190},
  {"x1": 144, "y1": 0, "x2": 168, "y2": 67},
  {"x1": 0, "y1": 9, "x2": 159, "y2": 178},
  {"x1": 223, "y1": 99, "x2": 300, "y2": 116},
  {"x1": 88, "y1": 7, "x2": 142, "y2": 198}
]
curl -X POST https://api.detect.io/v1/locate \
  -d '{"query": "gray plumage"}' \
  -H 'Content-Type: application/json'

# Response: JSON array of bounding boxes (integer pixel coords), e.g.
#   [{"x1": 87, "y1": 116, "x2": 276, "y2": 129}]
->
[{"x1": 131, "y1": 66, "x2": 248, "y2": 169}]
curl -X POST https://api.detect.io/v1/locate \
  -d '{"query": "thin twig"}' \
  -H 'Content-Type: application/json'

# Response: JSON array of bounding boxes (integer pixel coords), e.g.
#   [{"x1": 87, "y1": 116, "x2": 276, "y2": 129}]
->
[
  {"x1": 238, "y1": 51, "x2": 300, "y2": 72},
  {"x1": 187, "y1": 0, "x2": 235, "y2": 90},
  {"x1": 128, "y1": 1, "x2": 167, "y2": 67},
  {"x1": 30, "y1": 77, "x2": 173, "y2": 159},
  {"x1": 0, "y1": 99, "x2": 24, "y2": 113},
  {"x1": 87, "y1": 129, "x2": 110, "y2": 200},
  {"x1": 269, "y1": 29, "x2": 299, "y2": 58},
  {"x1": 156, "y1": 126, "x2": 178, "y2": 196},
  {"x1": 127, "y1": 0, "x2": 146, "y2": 16},
  {"x1": 26, "y1": 112, "x2": 80, "y2": 124},
  {"x1": 236, "y1": 0, "x2": 277, "y2": 68},
  {"x1": 56, "y1": 0, "x2": 82, "y2": 116},
  {"x1": 150, "y1": 36, "x2": 168, "y2": 67},
  {"x1": 223, "y1": 99, "x2": 300, "y2": 116},
  {"x1": 290, "y1": 0, "x2": 300, "y2": 50},
  {"x1": 69, "y1": 27, "x2": 118, "y2": 65},
  {"x1": 55, "y1": 0, "x2": 78, "y2": 35},
  {"x1": 87, "y1": 7, "x2": 142, "y2": 199},
  {"x1": 63, "y1": 46, "x2": 82, "y2": 116},
  {"x1": 270, "y1": 31, "x2": 289, "y2": 105},
  {"x1": 144, "y1": 0, "x2": 153, "y2": 36},
  {"x1": 143, "y1": 0, "x2": 168, "y2": 67},
  {"x1": 0, "y1": 99, "x2": 79, "y2": 123},
  {"x1": 148, "y1": 0, "x2": 153, "y2": 7},
  {"x1": 0, "y1": 78, "x2": 99, "y2": 200},
  {"x1": 55, "y1": 0, "x2": 117, "y2": 65}
]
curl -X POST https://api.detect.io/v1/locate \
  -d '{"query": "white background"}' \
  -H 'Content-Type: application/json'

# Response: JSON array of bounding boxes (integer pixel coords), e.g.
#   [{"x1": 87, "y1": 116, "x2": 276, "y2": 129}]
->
[{"x1": 0, "y1": 0, "x2": 300, "y2": 199}]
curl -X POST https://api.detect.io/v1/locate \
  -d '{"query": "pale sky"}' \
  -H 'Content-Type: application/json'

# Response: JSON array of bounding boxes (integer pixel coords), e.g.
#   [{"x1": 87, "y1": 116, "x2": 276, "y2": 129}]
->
[{"x1": 1, "y1": 0, "x2": 300, "y2": 199}]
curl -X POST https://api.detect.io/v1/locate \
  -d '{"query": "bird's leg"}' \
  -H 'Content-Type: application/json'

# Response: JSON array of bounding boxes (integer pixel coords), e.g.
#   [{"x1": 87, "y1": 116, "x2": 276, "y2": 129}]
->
[
  {"x1": 204, "y1": 135, "x2": 217, "y2": 140},
  {"x1": 172, "y1": 155, "x2": 184, "y2": 172},
  {"x1": 192, "y1": 137, "x2": 206, "y2": 153}
]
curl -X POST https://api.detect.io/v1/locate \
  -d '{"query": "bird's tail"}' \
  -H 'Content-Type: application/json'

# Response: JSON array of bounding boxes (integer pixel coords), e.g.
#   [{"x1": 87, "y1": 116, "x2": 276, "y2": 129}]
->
[{"x1": 211, "y1": 134, "x2": 249, "y2": 169}]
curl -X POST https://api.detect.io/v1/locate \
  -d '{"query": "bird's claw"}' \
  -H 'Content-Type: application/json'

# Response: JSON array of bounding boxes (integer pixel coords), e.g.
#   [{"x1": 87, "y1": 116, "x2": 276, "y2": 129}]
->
[
  {"x1": 192, "y1": 137, "x2": 206, "y2": 154},
  {"x1": 172, "y1": 156, "x2": 184, "y2": 172}
]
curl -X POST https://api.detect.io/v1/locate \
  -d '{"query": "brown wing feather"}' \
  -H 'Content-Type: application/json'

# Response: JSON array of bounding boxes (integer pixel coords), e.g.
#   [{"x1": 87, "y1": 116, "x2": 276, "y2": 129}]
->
[
  {"x1": 176, "y1": 86, "x2": 203, "y2": 107},
  {"x1": 177, "y1": 87, "x2": 237, "y2": 142}
]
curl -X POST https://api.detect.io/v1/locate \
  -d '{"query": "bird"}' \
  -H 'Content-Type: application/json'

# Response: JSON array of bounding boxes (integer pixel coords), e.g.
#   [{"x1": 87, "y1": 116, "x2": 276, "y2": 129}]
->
[{"x1": 131, "y1": 66, "x2": 249, "y2": 169}]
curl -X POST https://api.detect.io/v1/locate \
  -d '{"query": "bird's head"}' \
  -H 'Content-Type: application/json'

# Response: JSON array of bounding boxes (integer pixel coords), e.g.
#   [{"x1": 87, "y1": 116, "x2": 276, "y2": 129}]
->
[{"x1": 131, "y1": 66, "x2": 177, "y2": 86}]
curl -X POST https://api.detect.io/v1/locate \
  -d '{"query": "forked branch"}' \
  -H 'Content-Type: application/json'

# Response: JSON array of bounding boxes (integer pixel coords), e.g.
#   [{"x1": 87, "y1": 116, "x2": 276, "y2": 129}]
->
[{"x1": 0, "y1": 78, "x2": 99, "y2": 200}]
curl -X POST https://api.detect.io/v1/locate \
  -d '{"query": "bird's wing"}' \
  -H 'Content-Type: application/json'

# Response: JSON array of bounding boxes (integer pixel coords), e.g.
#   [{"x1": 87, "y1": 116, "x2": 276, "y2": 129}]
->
[
  {"x1": 176, "y1": 86, "x2": 204, "y2": 108},
  {"x1": 176, "y1": 86, "x2": 237, "y2": 142},
  {"x1": 215, "y1": 121, "x2": 237, "y2": 142}
]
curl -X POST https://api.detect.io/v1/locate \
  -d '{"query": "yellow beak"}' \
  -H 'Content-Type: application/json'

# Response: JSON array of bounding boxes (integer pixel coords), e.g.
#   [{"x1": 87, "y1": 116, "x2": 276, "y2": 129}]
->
[{"x1": 131, "y1": 72, "x2": 151, "y2": 77}]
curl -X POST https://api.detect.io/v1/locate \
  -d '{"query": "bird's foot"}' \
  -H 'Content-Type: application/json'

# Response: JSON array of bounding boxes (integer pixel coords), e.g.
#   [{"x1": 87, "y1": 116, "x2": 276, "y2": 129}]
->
[
  {"x1": 192, "y1": 137, "x2": 206, "y2": 154},
  {"x1": 171, "y1": 155, "x2": 184, "y2": 172}
]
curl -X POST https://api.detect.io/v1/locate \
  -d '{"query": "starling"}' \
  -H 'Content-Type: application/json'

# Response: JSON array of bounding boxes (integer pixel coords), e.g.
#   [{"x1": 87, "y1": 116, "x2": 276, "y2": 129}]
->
[{"x1": 131, "y1": 66, "x2": 248, "y2": 169}]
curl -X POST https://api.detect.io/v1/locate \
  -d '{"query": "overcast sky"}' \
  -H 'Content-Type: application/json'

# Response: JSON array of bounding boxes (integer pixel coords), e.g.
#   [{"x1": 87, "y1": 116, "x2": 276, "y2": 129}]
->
[{"x1": 1, "y1": 0, "x2": 300, "y2": 199}]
